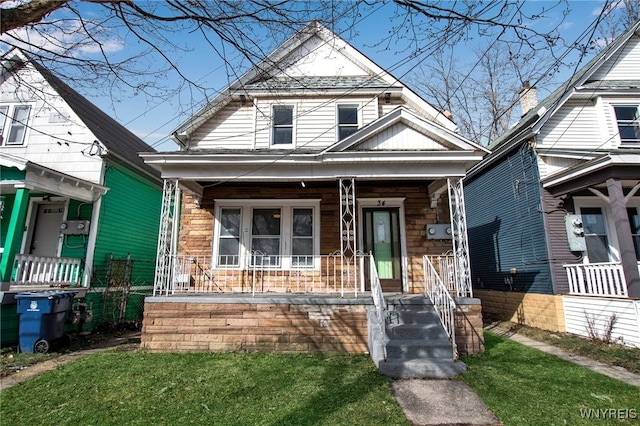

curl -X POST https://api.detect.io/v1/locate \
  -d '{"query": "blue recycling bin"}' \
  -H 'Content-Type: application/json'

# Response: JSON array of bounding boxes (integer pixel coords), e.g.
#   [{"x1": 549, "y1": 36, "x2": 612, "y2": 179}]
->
[{"x1": 15, "y1": 291, "x2": 78, "y2": 353}]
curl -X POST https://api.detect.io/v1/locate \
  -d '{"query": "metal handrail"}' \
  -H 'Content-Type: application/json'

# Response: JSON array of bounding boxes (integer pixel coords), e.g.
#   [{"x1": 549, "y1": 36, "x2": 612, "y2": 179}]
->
[
  {"x1": 423, "y1": 255, "x2": 458, "y2": 360},
  {"x1": 369, "y1": 253, "x2": 387, "y2": 361}
]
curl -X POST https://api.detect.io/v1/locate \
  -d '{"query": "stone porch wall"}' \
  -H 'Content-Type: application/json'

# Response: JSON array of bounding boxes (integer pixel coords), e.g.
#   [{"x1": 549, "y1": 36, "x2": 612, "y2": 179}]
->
[
  {"x1": 141, "y1": 297, "x2": 370, "y2": 354},
  {"x1": 454, "y1": 298, "x2": 484, "y2": 355},
  {"x1": 475, "y1": 289, "x2": 566, "y2": 332}
]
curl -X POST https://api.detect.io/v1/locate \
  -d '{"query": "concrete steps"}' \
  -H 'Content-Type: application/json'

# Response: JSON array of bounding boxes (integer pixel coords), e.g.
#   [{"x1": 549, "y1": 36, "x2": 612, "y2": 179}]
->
[{"x1": 371, "y1": 295, "x2": 466, "y2": 379}]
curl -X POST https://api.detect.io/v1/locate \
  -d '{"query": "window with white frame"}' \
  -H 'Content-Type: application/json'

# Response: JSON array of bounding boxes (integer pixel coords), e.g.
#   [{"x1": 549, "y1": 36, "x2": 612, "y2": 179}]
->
[
  {"x1": 272, "y1": 105, "x2": 294, "y2": 146},
  {"x1": 337, "y1": 104, "x2": 358, "y2": 140},
  {"x1": 580, "y1": 207, "x2": 611, "y2": 263},
  {"x1": 0, "y1": 104, "x2": 31, "y2": 146},
  {"x1": 613, "y1": 105, "x2": 640, "y2": 144},
  {"x1": 214, "y1": 200, "x2": 319, "y2": 268}
]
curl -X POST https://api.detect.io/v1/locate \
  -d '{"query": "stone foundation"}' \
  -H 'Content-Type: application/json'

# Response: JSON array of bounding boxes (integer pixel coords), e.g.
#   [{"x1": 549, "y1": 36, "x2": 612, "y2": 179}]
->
[
  {"x1": 141, "y1": 296, "x2": 370, "y2": 354},
  {"x1": 475, "y1": 290, "x2": 565, "y2": 332}
]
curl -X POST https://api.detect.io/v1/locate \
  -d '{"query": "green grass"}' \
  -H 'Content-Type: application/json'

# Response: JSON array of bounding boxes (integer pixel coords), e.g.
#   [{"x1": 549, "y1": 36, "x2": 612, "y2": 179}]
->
[
  {"x1": 0, "y1": 352, "x2": 407, "y2": 426},
  {"x1": 460, "y1": 332, "x2": 640, "y2": 426}
]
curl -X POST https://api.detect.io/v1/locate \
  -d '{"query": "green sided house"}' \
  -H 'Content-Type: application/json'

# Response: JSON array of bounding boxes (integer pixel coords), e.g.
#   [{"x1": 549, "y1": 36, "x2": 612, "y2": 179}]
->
[
  {"x1": 140, "y1": 21, "x2": 488, "y2": 378},
  {"x1": 0, "y1": 49, "x2": 162, "y2": 346}
]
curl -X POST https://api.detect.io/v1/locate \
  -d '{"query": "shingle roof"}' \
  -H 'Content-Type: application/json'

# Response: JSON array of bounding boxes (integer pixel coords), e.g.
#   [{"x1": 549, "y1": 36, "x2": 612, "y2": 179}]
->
[
  {"x1": 26, "y1": 57, "x2": 160, "y2": 181},
  {"x1": 244, "y1": 75, "x2": 394, "y2": 91}
]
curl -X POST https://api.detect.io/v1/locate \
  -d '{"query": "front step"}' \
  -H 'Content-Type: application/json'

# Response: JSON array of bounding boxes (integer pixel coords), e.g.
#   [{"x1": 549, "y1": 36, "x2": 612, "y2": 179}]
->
[{"x1": 370, "y1": 295, "x2": 466, "y2": 379}]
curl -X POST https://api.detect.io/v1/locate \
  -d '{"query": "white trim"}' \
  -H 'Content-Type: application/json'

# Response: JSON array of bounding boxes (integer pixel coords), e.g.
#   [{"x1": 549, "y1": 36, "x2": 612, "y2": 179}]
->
[
  {"x1": 357, "y1": 197, "x2": 409, "y2": 292},
  {"x1": 574, "y1": 196, "x2": 621, "y2": 263},
  {"x1": 20, "y1": 197, "x2": 68, "y2": 257},
  {"x1": 335, "y1": 102, "x2": 361, "y2": 142},
  {"x1": 82, "y1": 196, "x2": 102, "y2": 287},
  {"x1": 213, "y1": 199, "x2": 321, "y2": 269}
]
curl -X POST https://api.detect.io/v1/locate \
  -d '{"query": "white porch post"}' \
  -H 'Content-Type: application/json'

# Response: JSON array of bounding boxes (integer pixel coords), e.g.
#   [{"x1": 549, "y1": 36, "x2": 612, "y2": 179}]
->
[
  {"x1": 448, "y1": 177, "x2": 473, "y2": 298},
  {"x1": 339, "y1": 178, "x2": 357, "y2": 296},
  {"x1": 154, "y1": 179, "x2": 181, "y2": 296}
]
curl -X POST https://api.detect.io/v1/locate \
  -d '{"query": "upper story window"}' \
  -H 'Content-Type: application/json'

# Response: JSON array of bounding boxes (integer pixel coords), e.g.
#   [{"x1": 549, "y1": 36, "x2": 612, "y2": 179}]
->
[
  {"x1": 613, "y1": 105, "x2": 640, "y2": 145},
  {"x1": 0, "y1": 104, "x2": 31, "y2": 146},
  {"x1": 272, "y1": 105, "x2": 294, "y2": 146},
  {"x1": 337, "y1": 105, "x2": 359, "y2": 140}
]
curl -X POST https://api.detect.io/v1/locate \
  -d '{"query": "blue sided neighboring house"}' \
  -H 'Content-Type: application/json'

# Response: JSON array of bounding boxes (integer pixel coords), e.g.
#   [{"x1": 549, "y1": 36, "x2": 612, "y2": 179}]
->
[
  {"x1": 0, "y1": 49, "x2": 163, "y2": 346},
  {"x1": 464, "y1": 22, "x2": 640, "y2": 347}
]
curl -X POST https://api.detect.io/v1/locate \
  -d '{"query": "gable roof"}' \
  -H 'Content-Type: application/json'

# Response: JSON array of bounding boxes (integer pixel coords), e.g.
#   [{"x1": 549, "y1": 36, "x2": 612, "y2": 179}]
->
[
  {"x1": 0, "y1": 49, "x2": 160, "y2": 182},
  {"x1": 488, "y1": 20, "x2": 640, "y2": 152},
  {"x1": 171, "y1": 21, "x2": 455, "y2": 144}
]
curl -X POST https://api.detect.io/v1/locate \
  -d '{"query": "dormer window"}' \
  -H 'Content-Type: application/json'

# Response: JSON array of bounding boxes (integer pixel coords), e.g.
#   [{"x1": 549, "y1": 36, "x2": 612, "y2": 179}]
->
[
  {"x1": 272, "y1": 105, "x2": 294, "y2": 146},
  {"x1": 0, "y1": 104, "x2": 31, "y2": 146},
  {"x1": 337, "y1": 105, "x2": 359, "y2": 140},
  {"x1": 613, "y1": 105, "x2": 640, "y2": 145}
]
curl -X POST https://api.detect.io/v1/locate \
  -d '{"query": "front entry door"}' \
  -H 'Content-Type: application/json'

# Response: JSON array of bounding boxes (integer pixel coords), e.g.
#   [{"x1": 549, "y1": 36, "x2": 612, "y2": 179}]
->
[
  {"x1": 363, "y1": 208, "x2": 402, "y2": 292},
  {"x1": 29, "y1": 203, "x2": 64, "y2": 256}
]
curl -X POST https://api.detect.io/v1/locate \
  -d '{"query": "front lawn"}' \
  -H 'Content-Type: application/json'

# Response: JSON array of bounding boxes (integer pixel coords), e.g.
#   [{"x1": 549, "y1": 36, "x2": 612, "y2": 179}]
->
[
  {"x1": 0, "y1": 352, "x2": 407, "y2": 425},
  {"x1": 460, "y1": 332, "x2": 640, "y2": 426}
]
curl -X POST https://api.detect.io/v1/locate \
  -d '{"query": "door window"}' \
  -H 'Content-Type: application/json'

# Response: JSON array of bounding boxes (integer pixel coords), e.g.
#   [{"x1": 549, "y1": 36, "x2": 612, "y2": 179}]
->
[
  {"x1": 580, "y1": 207, "x2": 610, "y2": 263},
  {"x1": 628, "y1": 207, "x2": 640, "y2": 261}
]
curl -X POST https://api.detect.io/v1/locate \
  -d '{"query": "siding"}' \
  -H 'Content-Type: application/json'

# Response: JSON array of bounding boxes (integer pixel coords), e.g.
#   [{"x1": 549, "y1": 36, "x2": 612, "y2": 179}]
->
[
  {"x1": 465, "y1": 142, "x2": 553, "y2": 294},
  {"x1": 59, "y1": 199, "x2": 94, "y2": 260},
  {"x1": 536, "y1": 100, "x2": 605, "y2": 150},
  {"x1": 0, "y1": 65, "x2": 104, "y2": 183},
  {"x1": 356, "y1": 123, "x2": 448, "y2": 150},
  {"x1": 192, "y1": 100, "x2": 255, "y2": 149},
  {"x1": 563, "y1": 296, "x2": 640, "y2": 348},
  {"x1": 591, "y1": 34, "x2": 640, "y2": 81}
]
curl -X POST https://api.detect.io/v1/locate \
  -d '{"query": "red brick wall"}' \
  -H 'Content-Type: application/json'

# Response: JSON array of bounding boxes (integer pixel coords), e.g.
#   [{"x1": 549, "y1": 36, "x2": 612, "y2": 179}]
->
[
  {"x1": 454, "y1": 300, "x2": 485, "y2": 355},
  {"x1": 141, "y1": 300, "x2": 369, "y2": 353}
]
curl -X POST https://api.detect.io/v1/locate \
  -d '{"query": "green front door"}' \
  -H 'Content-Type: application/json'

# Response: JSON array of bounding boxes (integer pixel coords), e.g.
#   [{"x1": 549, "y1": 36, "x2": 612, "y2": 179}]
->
[{"x1": 363, "y1": 208, "x2": 402, "y2": 292}]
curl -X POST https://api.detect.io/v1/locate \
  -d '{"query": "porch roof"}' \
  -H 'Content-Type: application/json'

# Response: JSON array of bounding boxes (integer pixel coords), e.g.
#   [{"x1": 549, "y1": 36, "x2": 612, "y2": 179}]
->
[{"x1": 0, "y1": 153, "x2": 108, "y2": 202}]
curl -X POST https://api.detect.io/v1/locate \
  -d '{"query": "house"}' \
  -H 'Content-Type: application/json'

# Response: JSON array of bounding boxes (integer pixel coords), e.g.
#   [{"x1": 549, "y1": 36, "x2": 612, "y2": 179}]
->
[
  {"x1": 140, "y1": 21, "x2": 488, "y2": 377},
  {"x1": 0, "y1": 49, "x2": 163, "y2": 348},
  {"x1": 464, "y1": 22, "x2": 640, "y2": 347}
]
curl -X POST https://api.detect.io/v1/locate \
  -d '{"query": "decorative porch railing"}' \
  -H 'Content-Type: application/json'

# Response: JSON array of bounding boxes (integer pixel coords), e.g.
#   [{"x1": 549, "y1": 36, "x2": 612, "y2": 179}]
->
[
  {"x1": 564, "y1": 262, "x2": 628, "y2": 297},
  {"x1": 423, "y1": 255, "x2": 458, "y2": 359},
  {"x1": 424, "y1": 254, "x2": 472, "y2": 298},
  {"x1": 368, "y1": 253, "x2": 387, "y2": 361},
  {"x1": 11, "y1": 254, "x2": 82, "y2": 286},
  {"x1": 158, "y1": 253, "x2": 366, "y2": 297}
]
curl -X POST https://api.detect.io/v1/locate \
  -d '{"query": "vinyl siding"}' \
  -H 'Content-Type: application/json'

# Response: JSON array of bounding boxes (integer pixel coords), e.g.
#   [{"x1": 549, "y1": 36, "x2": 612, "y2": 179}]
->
[
  {"x1": 191, "y1": 100, "x2": 256, "y2": 149},
  {"x1": 92, "y1": 163, "x2": 161, "y2": 290},
  {"x1": 536, "y1": 100, "x2": 606, "y2": 150},
  {"x1": 563, "y1": 296, "x2": 640, "y2": 348},
  {"x1": 590, "y1": 34, "x2": 640, "y2": 81},
  {"x1": 0, "y1": 64, "x2": 104, "y2": 183},
  {"x1": 355, "y1": 123, "x2": 448, "y2": 150},
  {"x1": 465, "y1": 143, "x2": 553, "y2": 294}
]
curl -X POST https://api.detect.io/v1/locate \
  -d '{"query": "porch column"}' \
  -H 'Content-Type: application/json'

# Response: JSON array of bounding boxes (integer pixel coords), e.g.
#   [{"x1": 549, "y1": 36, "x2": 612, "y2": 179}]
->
[
  {"x1": 606, "y1": 178, "x2": 640, "y2": 297},
  {"x1": 153, "y1": 179, "x2": 181, "y2": 296},
  {"x1": 448, "y1": 178, "x2": 473, "y2": 297},
  {"x1": 0, "y1": 188, "x2": 30, "y2": 284},
  {"x1": 339, "y1": 178, "x2": 357, "y2": 296}
]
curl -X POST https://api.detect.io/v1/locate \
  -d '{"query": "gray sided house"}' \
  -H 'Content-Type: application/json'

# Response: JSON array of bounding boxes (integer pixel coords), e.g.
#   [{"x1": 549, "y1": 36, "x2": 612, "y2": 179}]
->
[
  {"x1": 0, "y1": 49, "x2": 162, "y2": 346},
  {"x1": 465, "y1": 22, "x2": 640, "y2": 347},
  {"x1": 140, "y1": 21, "x2": 488, "y2": 378}
]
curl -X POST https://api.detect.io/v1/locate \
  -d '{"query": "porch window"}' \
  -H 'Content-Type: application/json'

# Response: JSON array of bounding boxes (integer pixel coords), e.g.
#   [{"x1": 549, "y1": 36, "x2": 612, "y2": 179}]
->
[
  {"x1": 580, "y1": 207, "x2": 610, "y2": 263},
  {"x1": 214, "y1": 200, "x2": 319, "y2": 269},
  {"x1": 272, "y1": 105, "x2": 294, "y2": 146},
  {"x1": 628, "y1": 207, "x2": 640, "y2": 261},
  {"x1": 0, "y1": 104, "x2": 31, "y2": 146},
  {"x1": 337, "y1": 105, "x2": 358, "y2": 140},
  {"x1": 613, "y1": 105, "x2": 640, "y2": 144}
]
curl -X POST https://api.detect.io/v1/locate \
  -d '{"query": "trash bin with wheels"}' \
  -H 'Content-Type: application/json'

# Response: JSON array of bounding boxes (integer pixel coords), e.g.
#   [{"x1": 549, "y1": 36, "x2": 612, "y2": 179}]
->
[{"x1": 15, "y1": 291, "x2": 78, "y2": 353}]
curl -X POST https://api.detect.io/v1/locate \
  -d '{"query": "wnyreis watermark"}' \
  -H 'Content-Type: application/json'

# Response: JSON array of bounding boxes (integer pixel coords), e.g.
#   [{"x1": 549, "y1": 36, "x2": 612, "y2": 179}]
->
[{"x1": 580, "y1": 408, "x2": 637, "y2": 420}]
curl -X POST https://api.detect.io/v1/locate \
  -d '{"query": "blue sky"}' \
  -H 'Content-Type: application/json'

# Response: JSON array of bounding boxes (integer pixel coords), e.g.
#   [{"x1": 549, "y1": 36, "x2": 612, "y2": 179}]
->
[{"x1": 1, "y1": 1, "x2": 618, "y2": 151}]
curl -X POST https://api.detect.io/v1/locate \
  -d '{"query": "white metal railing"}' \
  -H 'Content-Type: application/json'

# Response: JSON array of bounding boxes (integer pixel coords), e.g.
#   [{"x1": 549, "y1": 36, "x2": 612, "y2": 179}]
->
[
  {"x1": 564, "y1": 262, "x2": 628, "y2": 297},
  {"x1": 425, "y1": 254, "x2": 473, "y2": 298},
  {"x1": 423, "y1": 255, "x2": 458, "y2": 359},
  {"x1": 11, "y1": 254, "x2": 82, "y2": 286},
  {"x1": 162, "y1": 253, "x2": 365, "y2": 296},
  {"x1": 368, "y1": 253, "x2": 387, "y2": 361}
]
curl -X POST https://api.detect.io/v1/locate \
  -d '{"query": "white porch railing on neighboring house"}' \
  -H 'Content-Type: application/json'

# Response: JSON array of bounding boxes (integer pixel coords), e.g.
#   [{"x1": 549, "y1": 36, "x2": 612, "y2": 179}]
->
[
  {"x1": 11, "y1": 254, "x2": 82, "y2": 286},
  {"x1": 423, "y1": 255, "x2": 457, "y2": 359},
  {"x1": 160, "y1": 253, "x2": 366, "y2": 297},
  {"x1": 564, "y1": 262, "x2": 628, "y2": 297}
]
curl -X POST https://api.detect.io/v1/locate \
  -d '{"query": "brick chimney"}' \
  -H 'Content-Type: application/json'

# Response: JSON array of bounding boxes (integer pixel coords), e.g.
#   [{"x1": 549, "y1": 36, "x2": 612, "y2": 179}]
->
[{"x1": 519, "y1": 81, "x2": 538, "y2": 116}]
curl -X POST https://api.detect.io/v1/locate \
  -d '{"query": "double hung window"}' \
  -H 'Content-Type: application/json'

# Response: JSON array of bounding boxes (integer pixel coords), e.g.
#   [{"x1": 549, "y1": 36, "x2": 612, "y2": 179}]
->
[
  {"x1": 0, "y1": 104, "x2": 31, "y2": 146},
  {"x1": 337, "y1": 105, "x2": 358, "y2": 140},
  {"x1": 272, "y1": 105, "x2": 294, "y2": 146},
  {"x1": 580, "y1": 207, "x2": 610, "y2": 263},
  {"x1": 613, "y1": 105, "x2": 640, "y2": 145},
  {"x1": 215, "y1": 201, "x2": 319, "y2": 268}
]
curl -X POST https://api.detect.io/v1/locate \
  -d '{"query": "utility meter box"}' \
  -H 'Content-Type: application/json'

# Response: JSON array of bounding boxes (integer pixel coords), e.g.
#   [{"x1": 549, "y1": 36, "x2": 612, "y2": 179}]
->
[
  {"x1": 426, "y1": 224, "x2": 453, "y2": 240},
  {"x1": 60, "y1": 220, "x2": 90, "y2": 235},
  {"x1": 565, "y1": 214, "x2": 586, "y2": 251}
]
